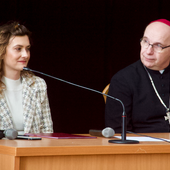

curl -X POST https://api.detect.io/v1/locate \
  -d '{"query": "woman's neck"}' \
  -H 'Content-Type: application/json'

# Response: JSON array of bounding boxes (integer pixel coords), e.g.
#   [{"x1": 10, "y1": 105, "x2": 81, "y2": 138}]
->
[{"x1": 3, "y1": 70, "x2": 20, "y2": 80}]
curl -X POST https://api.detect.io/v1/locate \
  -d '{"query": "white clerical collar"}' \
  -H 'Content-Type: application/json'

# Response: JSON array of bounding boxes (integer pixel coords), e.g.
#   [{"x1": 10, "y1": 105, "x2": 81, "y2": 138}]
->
[{"x1": 159, "y1": 70, "x2": 164, "y2": 74}]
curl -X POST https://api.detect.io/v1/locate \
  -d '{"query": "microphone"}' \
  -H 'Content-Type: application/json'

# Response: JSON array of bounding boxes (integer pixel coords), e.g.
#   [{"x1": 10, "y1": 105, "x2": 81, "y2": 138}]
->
[
  {"x1": 89, "y1": 127, "x2": 115, "y2": 138},
  {"x1": 23, "y1": 67, "x2": 139, "y2": 144},
  {"x1": 0, "y1": 129, "x2": 18, "y2": 140}
]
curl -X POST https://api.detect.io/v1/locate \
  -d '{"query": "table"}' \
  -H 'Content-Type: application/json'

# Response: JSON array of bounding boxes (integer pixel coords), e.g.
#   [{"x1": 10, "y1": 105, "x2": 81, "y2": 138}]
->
[{"x1": 1, "y1": 133, "x2": 170, "y2": 170}]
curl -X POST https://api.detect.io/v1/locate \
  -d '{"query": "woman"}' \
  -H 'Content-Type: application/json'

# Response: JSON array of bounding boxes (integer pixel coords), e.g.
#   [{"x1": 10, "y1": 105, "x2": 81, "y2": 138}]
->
[{"x1": 0, "y1": 21, "x2": 53, "y2": 134}]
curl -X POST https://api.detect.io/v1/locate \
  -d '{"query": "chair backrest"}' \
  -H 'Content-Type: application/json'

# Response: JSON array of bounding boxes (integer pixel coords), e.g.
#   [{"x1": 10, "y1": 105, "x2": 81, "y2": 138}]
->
[{"x1": 102, "y1": 84, "x2": 110, "y2": 103}]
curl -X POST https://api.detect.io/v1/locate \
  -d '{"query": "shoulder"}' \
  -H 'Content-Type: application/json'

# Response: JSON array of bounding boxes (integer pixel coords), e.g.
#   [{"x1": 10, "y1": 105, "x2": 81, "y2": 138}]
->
[
  {"x1": 22, "y1": 74, "x2": 47, "y2": 90},
  {"x1": 109, "y1": 60, "x2": 146, "y2": 92},
  {"x1": 112, "y1": 60, "x2": 144, "y2": 81},
  {"x1": 33, "y1": 76, "x2": 46, "y2": 85}
]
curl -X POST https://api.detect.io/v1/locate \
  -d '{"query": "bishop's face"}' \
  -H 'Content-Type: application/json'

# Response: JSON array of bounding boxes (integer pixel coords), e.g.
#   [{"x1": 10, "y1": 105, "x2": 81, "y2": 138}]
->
[{"x1": 140, "y1": 22, "x2": 170, "y2": 71}]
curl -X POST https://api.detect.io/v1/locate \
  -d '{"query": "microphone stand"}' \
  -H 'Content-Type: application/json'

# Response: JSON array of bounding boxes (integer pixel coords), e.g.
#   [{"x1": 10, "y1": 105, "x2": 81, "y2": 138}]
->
[
  {"x1": 23, "y1": 67, "x2": 139, "y2": 144},
  {"x1": 108, "y1": 112, "x2": 139, "y2": 144}
]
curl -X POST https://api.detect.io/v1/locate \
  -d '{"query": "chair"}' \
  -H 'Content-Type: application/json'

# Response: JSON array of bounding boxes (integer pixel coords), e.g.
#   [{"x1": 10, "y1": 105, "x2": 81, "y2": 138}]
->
[{"x1": 102, "y1": 84, "x2": 110, "y2": 103}]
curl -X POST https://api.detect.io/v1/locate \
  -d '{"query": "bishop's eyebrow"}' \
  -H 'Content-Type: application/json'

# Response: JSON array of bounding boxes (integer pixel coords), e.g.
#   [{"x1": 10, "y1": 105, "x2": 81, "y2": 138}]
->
[{"x1": 143, "y1": 36, "x2": 164, "y2": 45}]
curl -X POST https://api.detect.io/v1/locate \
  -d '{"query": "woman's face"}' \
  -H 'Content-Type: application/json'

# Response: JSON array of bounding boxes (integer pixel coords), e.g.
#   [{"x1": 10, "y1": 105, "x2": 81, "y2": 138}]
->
[{"x1": 3, "y1": 35, "x2": 31, "y2": 79}]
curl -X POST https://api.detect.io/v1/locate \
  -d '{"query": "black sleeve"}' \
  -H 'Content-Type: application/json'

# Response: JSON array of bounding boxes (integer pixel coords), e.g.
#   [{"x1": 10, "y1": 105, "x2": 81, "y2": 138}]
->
[{"x1": 105, "y1": 71, "x2": 133, "y2": 133}]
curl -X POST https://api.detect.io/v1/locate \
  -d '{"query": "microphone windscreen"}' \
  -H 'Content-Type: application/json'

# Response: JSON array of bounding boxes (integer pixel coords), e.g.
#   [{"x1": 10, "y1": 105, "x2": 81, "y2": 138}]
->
[
  {"x1": 4, "y1": 129, "x2": 18, "y2": 140},
  {"x1": 102, "y1": 127, "x2": 115, "y2": 138},
  {"x1": 89, "y1": 127, "x2": 115, "y2": 138}
]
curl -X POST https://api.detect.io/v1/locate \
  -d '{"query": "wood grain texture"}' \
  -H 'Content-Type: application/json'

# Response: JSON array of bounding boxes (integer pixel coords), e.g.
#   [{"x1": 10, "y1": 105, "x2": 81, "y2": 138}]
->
[
  {"x1": 0, "y1": 154, "x2": 15, "y2": 170},
  {"x1": 0, "y1": 133, "x2": 170, "y2": 170},
  {"x1": 20, "y1": 154, "x2": 170, "y2": 170}
]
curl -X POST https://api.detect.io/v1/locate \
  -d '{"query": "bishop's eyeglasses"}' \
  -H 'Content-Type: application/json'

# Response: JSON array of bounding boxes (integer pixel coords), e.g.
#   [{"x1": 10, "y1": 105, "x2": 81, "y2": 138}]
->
[{"x1": 140, "y1": 37, "x2": 170, "y2": 53}]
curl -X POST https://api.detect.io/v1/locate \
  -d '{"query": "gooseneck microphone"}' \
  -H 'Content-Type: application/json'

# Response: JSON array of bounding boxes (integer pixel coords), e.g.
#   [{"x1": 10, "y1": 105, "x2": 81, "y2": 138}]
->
[
  {"x1": 0, "y1": 129, "x2": 18, "y2": 140},
  {"x1": 89, "y1": 127, "x2": 115, "y2": 138},
  {"x1": 23, "y1": 67, "x2": 124, "y2": 107},
  {"x1": 23, "y1": 67, "x2": 139, "y2": 144}
]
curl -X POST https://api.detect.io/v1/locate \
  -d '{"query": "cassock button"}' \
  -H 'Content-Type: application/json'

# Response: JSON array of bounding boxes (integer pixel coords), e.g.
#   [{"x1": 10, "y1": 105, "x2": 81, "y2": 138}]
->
[
  {"x1": 162, "y1": 84, "x2": 165, "y2": 87},
  {"x1": 162, "y1": 94, "x2": 165, "y2": 96}
]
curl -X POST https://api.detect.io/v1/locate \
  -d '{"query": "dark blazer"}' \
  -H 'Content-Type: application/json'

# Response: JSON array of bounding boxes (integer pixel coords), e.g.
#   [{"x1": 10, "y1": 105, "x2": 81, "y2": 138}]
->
[{"x1": 105, "y1": 60, "x2": 170, "y2": 133}]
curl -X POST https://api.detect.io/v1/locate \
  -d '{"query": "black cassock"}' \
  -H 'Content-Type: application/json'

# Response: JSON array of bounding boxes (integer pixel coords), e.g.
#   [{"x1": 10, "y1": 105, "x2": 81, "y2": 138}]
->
[{"x1": 105, "y1": 60, "x2": 170, "y2": 133}]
